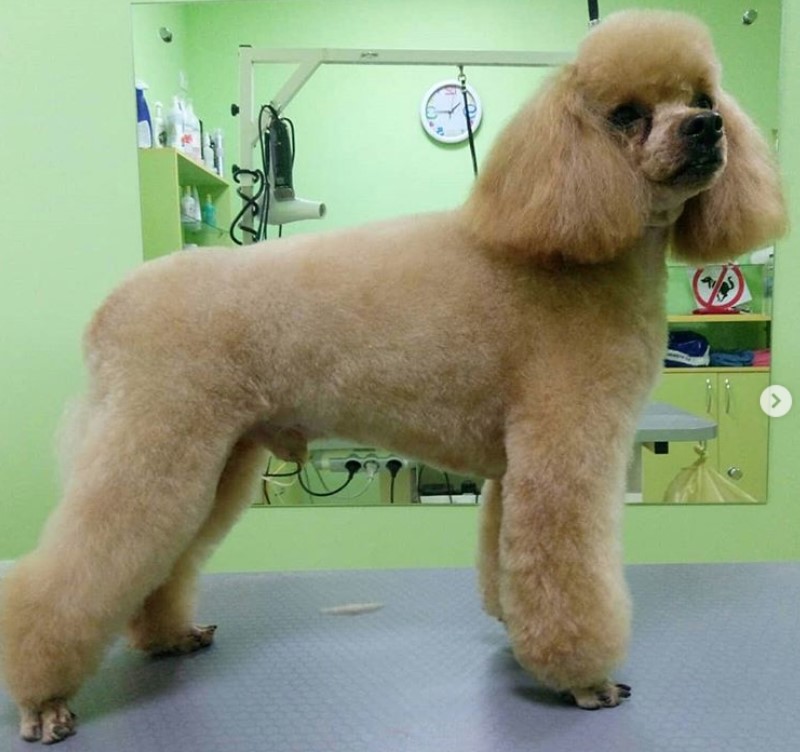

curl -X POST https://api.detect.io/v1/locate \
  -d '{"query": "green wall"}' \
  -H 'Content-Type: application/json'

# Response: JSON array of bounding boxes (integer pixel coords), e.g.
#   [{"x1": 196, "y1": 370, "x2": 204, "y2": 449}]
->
[{"x1": 0, "y1": 0, "x2": 797, "y2": 571}]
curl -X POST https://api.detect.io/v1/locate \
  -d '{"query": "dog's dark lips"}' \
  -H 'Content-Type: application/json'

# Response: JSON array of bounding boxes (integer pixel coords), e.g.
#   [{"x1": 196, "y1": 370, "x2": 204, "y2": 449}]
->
[{"x1": 670, "y1": 152, "x2": 724, "y2": 185}]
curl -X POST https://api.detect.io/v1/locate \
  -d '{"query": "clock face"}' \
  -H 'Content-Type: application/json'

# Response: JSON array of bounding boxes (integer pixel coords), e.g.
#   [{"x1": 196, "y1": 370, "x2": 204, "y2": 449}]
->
[{"x1": 420, "y1": 80, "x2": 483, "y2": 144}]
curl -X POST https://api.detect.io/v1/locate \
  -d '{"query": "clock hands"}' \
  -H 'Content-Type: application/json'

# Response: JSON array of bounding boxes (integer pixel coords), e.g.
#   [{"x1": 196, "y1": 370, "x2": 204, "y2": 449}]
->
[{"x1": 433, "y1": 100, "x2": 468, "y2": 118}]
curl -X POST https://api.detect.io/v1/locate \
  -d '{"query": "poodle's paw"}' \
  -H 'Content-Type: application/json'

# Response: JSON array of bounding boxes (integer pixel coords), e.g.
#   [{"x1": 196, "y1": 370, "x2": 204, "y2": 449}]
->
[
  {"x1": 570, "y1": 681, "x2": 631, "y2": 710},
  {"x1": 19, "y1": 699, "x2": 76, "y2": 744},
  {"x1": 149, "y1": 624, "x2": 218, "y2": 657}
]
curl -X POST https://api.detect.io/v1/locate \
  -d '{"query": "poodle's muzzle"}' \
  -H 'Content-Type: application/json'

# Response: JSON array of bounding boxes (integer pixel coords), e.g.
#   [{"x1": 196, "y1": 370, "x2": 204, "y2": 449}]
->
[{"x1": 674, "y1": 110, "x2": 725, "y2": 183}]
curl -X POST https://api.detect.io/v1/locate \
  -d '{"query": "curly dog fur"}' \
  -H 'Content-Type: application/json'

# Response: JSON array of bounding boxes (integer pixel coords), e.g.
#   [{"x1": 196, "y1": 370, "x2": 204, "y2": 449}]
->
[{"x1": 0, "y1": 10, "x2": 785, "y2": 743}]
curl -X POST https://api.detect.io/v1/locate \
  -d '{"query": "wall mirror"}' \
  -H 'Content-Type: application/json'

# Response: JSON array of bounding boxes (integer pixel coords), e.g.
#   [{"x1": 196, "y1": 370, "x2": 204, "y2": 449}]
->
[{"x1": 131, "y1": 0, "x2": 782, "y2": 507}]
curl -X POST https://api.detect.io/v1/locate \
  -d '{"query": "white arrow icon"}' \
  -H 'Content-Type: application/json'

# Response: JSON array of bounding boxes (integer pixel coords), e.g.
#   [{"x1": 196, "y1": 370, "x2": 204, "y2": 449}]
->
[{"x1": 760, "y1": 385, "x2": 793, "y2": 418}]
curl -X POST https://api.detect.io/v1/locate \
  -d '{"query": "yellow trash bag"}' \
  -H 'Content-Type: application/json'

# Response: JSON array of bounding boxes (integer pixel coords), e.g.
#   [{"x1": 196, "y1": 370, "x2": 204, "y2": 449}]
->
[{"x1": 663, "y1": 444, "x2": 758, "y2": 504}]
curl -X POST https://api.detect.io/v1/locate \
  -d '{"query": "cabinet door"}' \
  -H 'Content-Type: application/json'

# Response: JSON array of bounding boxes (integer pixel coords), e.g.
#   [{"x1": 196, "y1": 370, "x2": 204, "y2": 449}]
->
[
  {"x1": 717, "y1": 372, "x2": 770, "y2": 501},
  {"x1": 642, "y1": 372, "x2": 719, "y2": 503}
]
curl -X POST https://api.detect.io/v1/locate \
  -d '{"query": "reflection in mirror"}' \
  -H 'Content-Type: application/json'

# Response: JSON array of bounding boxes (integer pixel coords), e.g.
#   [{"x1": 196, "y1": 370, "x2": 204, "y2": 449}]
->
[{"x1": 131, "y1": 1, "x2": 782, "y2": 507}]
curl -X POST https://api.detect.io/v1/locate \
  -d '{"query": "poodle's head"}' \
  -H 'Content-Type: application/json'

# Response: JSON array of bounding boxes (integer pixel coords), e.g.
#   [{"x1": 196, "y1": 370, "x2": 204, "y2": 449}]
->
[{"x1": 465, "y1": 10, "x2": 786, "y2": 265}]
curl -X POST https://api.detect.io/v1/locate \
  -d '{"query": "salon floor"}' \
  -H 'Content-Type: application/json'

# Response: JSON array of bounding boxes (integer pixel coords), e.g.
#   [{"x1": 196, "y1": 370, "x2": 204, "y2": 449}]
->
[{"x1": 1, "y1": 563, "x2": 799, "y2": 751}]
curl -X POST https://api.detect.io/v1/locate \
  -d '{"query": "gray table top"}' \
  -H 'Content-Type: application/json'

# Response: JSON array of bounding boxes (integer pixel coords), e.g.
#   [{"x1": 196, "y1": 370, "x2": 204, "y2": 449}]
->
[
  {"x1": 635, "y1": 401, "x2": 716, "y2": 443},
  {"x1": 2, "y1": 563, "x2": 797, "y2": 751}
]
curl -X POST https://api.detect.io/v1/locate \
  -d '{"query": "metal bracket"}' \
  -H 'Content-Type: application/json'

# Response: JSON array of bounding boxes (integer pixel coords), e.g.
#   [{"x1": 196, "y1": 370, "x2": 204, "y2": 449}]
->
[{"x1": 237, "y1": 45, "x2": 572, "y2": 176}]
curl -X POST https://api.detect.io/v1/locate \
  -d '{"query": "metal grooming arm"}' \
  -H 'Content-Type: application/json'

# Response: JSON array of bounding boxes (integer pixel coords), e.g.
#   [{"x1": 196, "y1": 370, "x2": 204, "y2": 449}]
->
[{"x1": 235, "y1": 47, "x2": 572, "y2": 239}]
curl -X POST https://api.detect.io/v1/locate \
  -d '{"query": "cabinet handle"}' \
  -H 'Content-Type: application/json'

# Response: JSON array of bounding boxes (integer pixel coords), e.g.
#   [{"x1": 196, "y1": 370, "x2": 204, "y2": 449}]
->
[
  {"x1": 724, "y1": 378, "x2": 732, "y2": 414},
  {"x1": 705, "y1": 378, "x2": 713, "y2": 414},
  {"x1": 727, "y1": 466, "x2": 743, "y2": 480}
]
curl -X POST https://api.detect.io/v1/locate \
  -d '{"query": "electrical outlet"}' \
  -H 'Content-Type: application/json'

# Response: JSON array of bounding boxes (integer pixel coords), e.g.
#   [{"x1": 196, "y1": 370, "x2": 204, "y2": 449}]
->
[{"x1": 312, "y1": 453, "x2": 409, "y2": 473}]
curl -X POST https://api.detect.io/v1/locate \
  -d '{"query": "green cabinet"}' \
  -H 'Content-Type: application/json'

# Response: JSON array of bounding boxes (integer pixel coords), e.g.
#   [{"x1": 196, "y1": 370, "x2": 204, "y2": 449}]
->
[
  {"x1": 643, "y1": 370, "x2": 769, "y2": 503},
  {"x1": 137, "y1": 147, "x2": 232, "y2": 261}
]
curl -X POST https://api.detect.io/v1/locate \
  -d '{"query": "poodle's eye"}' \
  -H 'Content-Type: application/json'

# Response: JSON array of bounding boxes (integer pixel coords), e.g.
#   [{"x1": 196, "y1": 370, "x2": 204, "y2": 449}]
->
[
  {"x1": 692, "y1": 93, "x2": 715, "y2": 110},
  {"x1": 609, "y1": 103, "x2": 647, "y2": 130}
]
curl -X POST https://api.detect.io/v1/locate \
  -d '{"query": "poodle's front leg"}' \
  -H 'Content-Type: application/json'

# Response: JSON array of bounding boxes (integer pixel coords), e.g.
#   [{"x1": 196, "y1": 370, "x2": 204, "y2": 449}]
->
[{"x1": 498, "y1": 414, "x2": 633, "y2": 709}]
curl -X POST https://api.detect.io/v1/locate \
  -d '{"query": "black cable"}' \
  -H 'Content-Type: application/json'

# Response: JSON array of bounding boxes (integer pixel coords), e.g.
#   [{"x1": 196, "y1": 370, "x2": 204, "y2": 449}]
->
[
  {"x1": 259, "y1": 105, "x2": 278, "y2": 240},
  {"x1": 229, "y1": 167, "x2": 265, "y2": 245},
  {"x1": 588, "y1": 0, "x2": 600, "y2": 24},
  {"x1": 262, "y1": 105, "x2": 296, "y2": 238},
  {"x1": 386, "y1": 459, "x2": 403, "y2": 504},
  {"x1": 297, "y1": 460, "x2": 361, "y2": 497},
  {"x1": 231, "y1": 102, "x2": 283, "y2": 245},
  {"x1": 264, "y1": 467, "x2": 301, "y2": 479}
]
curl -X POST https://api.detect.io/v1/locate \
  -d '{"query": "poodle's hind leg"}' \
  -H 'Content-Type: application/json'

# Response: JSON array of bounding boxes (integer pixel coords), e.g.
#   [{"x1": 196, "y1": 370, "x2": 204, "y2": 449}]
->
[
  {"x1": 477, "y1": 479, "x2": 504, "y2": 620},
  {"x1": 127, "y1": 437, "x2": 267, "y2": 656},
  {"x1": 0, "y1": 405, "x2": 238, "y2": 744},
  {"x1": 498, "y1": 404, "x2": 635, "y2": 709}
]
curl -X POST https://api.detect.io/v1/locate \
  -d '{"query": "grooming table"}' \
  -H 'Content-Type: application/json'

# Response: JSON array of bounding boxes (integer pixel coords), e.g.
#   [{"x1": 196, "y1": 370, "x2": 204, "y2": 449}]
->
[
  {"x1": 2, "y1": 564, "x2": 798, "y2": 751},
  {"x1": 627, "y1": 402, "x2": 717, "y2": 501},
  {"x1": 636, "y1": 401, "x2": 717, "y2": 447}
]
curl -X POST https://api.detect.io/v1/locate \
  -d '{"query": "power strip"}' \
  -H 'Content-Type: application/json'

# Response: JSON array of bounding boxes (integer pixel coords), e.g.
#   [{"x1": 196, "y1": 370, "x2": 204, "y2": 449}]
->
[{"x1": 311, "y1": 453, "x2": 410, "y2": 473}]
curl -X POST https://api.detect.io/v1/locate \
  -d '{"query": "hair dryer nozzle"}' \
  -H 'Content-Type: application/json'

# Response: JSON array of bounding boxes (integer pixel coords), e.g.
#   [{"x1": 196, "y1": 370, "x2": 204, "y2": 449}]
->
[{"x1": 266, "y1": 197, "x2": 326, "y2": 225}]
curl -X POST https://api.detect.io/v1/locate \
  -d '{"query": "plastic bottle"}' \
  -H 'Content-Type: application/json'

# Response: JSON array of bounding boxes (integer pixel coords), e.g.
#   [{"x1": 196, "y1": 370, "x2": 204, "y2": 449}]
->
[
  {"x1": 212, "y1": 128, "x2": 224, "y2": 176},
  {"x1": 180, "y1": 186, "x2": 197, "y2": 227},
  {"x1": 167, "y1": 96, "x2": 185, "y2": 150},
  {"x1": 184, "y1": 101, "x2": 201, "y2": 161},
  {"x1": 191, "y1": 186, "x2": 202, "y2": 223},
  {"x1": 762, "y1": 254, "x2": 774, "y2": 316},
  {"x1": 201, "y1": 194, "x2": 217, "y2": 228},
  {"x1": 152, "y1": 102, "x2": 166, "y2": 148},
  {"x1": 202, "y1": 133, "x2": 215, "y2": 170},
  {"x1": 135, "y1": 81, "x2": 152, "y2": 148}
]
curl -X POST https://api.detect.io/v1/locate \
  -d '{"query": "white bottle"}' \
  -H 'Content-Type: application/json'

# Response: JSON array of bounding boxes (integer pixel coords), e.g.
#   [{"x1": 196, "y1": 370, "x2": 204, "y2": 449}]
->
[
  {"x1": 184, "y1": 101, "x2": 201, "y2": 161},
  {"x1": 203, "y1": 133, "x2": 215, "y2": 170},
  {"x1": 212, "y1": 128, "x2": 224, "y2": 176},
  {"x1": 167, "y1": 96, "x2": 184, "y2": 150},
  {"x1": 152, "y1": 102, "x2": 166, "y2": 148},
  {"x1": 180, "y1": 186, "x2": 197, "y2": 227},
  {"x1": 191, "y1": 186, "x2": 202, "y2": 223}
]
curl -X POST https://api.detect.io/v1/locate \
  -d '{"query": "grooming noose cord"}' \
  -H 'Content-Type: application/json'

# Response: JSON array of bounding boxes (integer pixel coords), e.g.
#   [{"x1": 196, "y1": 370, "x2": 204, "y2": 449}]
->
[{"x1": 458, "y1": 66, "x2": 479, "y2": 178}]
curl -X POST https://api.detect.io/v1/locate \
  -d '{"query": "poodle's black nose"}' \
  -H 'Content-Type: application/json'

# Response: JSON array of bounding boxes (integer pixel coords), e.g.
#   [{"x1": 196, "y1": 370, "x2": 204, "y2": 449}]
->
[{"x1": 681, "y1": 111, "x2": 724, "y2": 146}]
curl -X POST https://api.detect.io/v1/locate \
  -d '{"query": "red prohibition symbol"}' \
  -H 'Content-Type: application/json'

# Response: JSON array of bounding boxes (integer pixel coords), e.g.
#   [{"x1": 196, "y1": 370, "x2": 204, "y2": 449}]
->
[{"x1": 692, "y1": 264, "x2": 745, "y2": 313}]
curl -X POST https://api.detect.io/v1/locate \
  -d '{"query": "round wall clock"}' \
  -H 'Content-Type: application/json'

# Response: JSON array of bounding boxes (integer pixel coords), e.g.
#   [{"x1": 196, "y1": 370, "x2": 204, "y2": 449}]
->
[{"x1": 420, "y1": 80, "x2": 483, "y2": 144}]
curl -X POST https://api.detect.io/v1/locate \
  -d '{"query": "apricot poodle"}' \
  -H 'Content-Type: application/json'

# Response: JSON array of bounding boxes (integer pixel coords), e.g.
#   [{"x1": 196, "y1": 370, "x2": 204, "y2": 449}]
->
[{"x1": 1, "y1": 10, "x2": 785, "y2": 744}]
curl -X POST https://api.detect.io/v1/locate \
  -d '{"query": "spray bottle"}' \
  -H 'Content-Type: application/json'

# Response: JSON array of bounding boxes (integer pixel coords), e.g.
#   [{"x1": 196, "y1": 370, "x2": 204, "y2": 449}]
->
[{"x1": 135, "y1": 81, "x2": 153, "y2": 148}]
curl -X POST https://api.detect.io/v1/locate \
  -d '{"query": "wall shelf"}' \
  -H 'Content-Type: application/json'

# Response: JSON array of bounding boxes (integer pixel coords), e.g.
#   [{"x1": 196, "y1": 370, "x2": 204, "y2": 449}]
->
[
  {"x1": 138, "y1": 147, "x2": 232, "y2": 260},
  {"x1": 668, "y1": 313, "x2": 771, "y2": 324},
  {"x1": 664, "y1": 366, "x2": 771, "y2": 374}
]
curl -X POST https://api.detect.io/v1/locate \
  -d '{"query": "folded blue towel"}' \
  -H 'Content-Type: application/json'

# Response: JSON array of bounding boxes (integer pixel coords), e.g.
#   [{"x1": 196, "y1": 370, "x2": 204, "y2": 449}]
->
[{"x1": 709, "y1": 350, "x2": 754, "y2": 367}]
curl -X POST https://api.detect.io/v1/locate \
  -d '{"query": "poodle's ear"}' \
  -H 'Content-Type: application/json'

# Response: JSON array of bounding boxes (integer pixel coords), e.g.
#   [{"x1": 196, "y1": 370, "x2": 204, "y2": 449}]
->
[
  {"x1": 672, "y1": 92, "x2": 786, "y2": 262},
  {"x1": 463, "y1": 69, "x2": 648, "y2": 265}
]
